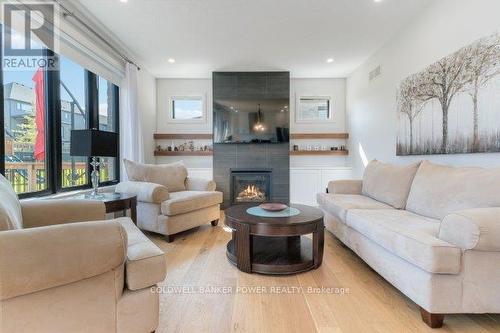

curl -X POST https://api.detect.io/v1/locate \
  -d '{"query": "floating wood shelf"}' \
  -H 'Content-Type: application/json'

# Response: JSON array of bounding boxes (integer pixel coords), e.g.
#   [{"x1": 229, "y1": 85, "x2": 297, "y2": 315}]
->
[
  {"x1": 290, "y1": 133, "x2": 349, "y2": 139},
  {"x1": 154, "y1": 151, "x2": 213, "y2": 156},
  {"x1": 290, "y1": 150, "x2": 348, "y2": 156},
  {"x1": 154, "y1": 133, "x2": 213, "y2": 140}
]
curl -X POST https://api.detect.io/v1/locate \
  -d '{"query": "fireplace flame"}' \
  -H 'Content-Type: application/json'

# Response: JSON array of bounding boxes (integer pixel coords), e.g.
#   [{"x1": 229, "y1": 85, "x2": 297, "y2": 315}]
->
[{"x1": 237, "y1": 184, "x2": 266, "y2": 202}]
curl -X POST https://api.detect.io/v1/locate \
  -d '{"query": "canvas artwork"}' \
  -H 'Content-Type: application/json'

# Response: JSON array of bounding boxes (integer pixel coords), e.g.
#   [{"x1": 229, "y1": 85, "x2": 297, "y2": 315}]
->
[{"x1": 396, "y1": 33, "x2": 500, "y2": 156}]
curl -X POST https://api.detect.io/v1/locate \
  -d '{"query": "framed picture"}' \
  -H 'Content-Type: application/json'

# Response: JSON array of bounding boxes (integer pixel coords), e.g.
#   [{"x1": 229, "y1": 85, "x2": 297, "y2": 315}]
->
[{"x1": 397, "y1": 33, "x2": 500, "y2": 156}]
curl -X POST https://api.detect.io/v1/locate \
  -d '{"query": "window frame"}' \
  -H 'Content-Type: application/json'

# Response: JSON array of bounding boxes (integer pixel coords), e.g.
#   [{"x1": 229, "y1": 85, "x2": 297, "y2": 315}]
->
[
  {"x1": 296, "y1": 95, "x2": 334, "y2": 124},
  {"x1": 97, "y1": 84, "x2": 120, "y2": 188},
  {"x1": 168, "y1": 95, "x2": 206, "y2": 123},
  {"x1": 0, "y1": 32, "x2": 5, "y2": 180},
  {"x1": 1, "y1": 49, "x2": 120, "y2": 198}
]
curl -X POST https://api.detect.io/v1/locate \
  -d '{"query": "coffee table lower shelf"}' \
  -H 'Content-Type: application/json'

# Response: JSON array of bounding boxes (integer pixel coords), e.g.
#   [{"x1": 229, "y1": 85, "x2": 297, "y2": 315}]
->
[{"x1": 226, "y1": 235, "x2": 314, "y2": 275}]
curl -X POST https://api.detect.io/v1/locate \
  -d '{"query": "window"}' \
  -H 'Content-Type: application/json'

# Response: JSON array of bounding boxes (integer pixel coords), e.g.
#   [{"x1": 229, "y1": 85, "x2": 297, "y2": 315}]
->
[
  {"x1": 297, "y1": 97, "x2": 332, "y2": 122},
  {"x1": 60, "y1": 56, "x2": 88, "y2": 188},
  {"x1": 97, "y1": 76, "x2": 118, "y2": 183},
  {"x1": 1, "y1": 43, "x2": 120, "y2": 197},
  {"x1": 98, "y1": 76, "x2": 116, "y2": 132},
  {"x1": 170, "y1": 96, "x2": 204, "y2": 122}
]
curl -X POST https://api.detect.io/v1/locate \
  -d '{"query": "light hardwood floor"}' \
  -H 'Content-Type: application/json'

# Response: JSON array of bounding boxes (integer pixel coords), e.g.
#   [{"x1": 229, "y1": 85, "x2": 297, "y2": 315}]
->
[{"x1": 147, "y1": 213, "x2": 500, "y2": 333}]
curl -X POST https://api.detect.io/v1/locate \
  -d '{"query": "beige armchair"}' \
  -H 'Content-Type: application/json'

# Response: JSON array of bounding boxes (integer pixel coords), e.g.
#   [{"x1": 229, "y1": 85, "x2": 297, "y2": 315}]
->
[
  {"x1": 0, "y1": 175, "x2": 166, "y2": 333},
  {"x1": 117, "y1": 160, "x2": 223, "y2": 242}
]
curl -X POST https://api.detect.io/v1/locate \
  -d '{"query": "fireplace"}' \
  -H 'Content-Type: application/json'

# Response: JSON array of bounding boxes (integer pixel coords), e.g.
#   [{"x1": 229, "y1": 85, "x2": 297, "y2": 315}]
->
[
  {"x1": 230, "y1": 169, "x2": 272, "y2": 204},
  {"x1": 213, "y1": 72, "x2": 290, "y2": 207}
]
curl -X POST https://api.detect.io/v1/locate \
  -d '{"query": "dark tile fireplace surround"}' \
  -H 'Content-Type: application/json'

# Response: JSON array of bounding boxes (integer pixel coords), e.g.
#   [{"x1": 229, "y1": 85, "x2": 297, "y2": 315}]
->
[
  {"x1": 214, "y1": 143, "x2": 290, "y2": 208},
  {"x1": 213, "y1": 71, "x2": 290, "y2": 208}
]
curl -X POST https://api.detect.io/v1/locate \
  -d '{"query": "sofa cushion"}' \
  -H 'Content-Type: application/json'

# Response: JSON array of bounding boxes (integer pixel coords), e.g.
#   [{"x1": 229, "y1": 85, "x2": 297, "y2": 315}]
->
[
  {"x1": 124, "y1": 159, "x2": 188, "y2": 192},
  {"x1": 116, "y1": 218, "x2": 166, "y2": 290},
  {"x1": 346, "y1": 209, "x2": 461, "y2": 274},
  {"x1": 316, "y1": 193, "x2": 393, "y2": 223},
  {"x1": 0, "y1": 175, "x2": 23, "y2": 231},
  {"x1": 406, "y1": 161, "x2": 500, "y2": 219},
  {"x1": 161, "y1": 191, "x2": 223, "y2": 216},
  {"x1": 439, "y1": 208, "x2": 500, "y2": 252},
  {"x1": 362, "y1": 160, "x2": 420, "y2": 209}
]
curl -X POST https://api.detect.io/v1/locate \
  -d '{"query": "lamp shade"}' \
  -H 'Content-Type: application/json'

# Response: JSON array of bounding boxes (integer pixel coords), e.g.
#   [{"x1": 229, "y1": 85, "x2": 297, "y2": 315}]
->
[{"x1": 70, "y1": 129, "x2": 118, "y2": 157}]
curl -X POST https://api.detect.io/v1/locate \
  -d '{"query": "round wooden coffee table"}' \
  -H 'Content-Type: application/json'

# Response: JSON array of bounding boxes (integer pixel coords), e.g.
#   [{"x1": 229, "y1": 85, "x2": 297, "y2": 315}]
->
[{"x1": 224, "y1": 204, "x2": 324, "y2": 275}]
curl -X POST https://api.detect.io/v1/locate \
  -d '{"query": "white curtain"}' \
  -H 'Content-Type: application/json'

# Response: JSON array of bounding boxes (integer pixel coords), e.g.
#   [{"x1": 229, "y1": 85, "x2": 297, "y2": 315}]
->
[{"x1": 120, "y1": 63, "x2": 144, "y2": 180}]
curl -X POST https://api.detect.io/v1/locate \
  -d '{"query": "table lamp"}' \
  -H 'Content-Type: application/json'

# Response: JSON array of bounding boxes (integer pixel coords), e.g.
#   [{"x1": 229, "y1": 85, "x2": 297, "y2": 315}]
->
[{"x1": 70, "y1": 129, "x2": 118, "y2": 197}]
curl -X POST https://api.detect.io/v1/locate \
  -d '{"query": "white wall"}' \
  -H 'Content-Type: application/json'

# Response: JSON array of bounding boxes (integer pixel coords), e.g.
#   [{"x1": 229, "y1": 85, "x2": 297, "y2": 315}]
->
[
  {"x1": 156, "y1": 79, "x2": 213, "y2": 134},
  {"x1": 290, "y1": 78, "x2": 346, "y2": 133},
  {"x1": 137, "y1": 68, "x2": 157, "y2": 164},
  {"x1": 153, "y1": 78, "x2": 348, "y2": 168},
  {"x1": 290, "y1": 78, "x2": 348, "y2": 167},
  {"x1": 154, "y1": 78, "x2": 213, "y2": 168},
  {"x1": 347, "y1": 0, "x2": 500, "y2": 178}
]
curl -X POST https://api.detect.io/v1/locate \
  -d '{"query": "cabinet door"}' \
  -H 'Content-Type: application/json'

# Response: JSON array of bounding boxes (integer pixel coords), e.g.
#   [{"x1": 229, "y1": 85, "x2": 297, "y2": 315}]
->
[
  {"x1": 290, "y1": 169, "x2": 321, "y2": 205},
  {"x1": 321, "y1": 169, "x2": 353, "y2": 192}
]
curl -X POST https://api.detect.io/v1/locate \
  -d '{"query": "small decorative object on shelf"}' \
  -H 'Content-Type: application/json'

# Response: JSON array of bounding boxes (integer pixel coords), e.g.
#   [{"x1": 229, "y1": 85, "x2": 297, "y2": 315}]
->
[
  {"x1": 293, "y1": 144, "x2": 299, "y2": 151},
  {"x1": 331, "y1": 146, "x2": 338, "y2": 151},
  {"x1": 154, "y1": 141, "x2": 213, "y2": 156},
  {"x1": 289, "y1": 150, "x2": 348, "y2": 156}
]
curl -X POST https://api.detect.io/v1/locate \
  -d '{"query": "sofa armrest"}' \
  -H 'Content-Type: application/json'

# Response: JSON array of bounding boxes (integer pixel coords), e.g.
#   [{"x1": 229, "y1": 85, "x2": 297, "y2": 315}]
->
[
  {"x1": 21, "y1": 199, "x2": 106, "y2": 228},
  {"x1": 439, "y1": 208, "x2": 500, "y2": 251},
  {"x1": 327, "y1": 180, "x2": 363, "y2": 195},
  {"x1": 186, "y1": 177, "x2": 216, "y2": 191},
  {"x1": 0, "y1": 220, "x2": 127, "y2": 300},
  {"x1": 115, "y1": 181, "x2": 169, "y2": 203}
]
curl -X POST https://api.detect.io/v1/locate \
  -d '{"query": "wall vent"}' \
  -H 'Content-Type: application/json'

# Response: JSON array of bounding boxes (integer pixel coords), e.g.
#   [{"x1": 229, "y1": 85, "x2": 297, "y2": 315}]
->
[{"x1": 369, "y1": 65, "x2": 381, "y2": 81}]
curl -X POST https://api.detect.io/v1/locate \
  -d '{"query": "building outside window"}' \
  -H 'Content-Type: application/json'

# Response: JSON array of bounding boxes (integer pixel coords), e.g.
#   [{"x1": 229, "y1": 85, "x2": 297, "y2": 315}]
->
[
  {"x1": 3, "y1": 70, "x2": 48, "y2": 194},
  {"x1": 59, "y1": 56, "x2": 88, "y2": 188}
]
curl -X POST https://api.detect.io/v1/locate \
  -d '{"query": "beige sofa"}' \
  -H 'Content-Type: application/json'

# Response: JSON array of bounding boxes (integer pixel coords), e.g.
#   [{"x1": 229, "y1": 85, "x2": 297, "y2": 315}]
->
[
  {"x1": 0, "y1": 175, "x2": 166, "y2": 333},
  {"x1": 317, "y1": 160, "x2": 500, "y2": 328},
  {"x1": 117, "y1": 160, "x2": 223, "y2": 242}
]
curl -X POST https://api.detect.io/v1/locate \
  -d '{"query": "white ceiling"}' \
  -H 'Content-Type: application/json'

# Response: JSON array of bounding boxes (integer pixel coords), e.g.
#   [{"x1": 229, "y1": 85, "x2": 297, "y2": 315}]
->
[{"x1": 77, "y1": 0, "x2": 432, "y2": 78}]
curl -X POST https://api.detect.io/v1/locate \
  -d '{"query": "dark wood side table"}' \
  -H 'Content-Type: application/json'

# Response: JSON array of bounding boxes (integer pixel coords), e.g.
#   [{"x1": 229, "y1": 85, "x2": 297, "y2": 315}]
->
[
  {"x1": 224, "y1": 203, "x2": 324, "y2": 275},
  {"x1": 63, "y1": 192, "x2": 137, "y2": 225}
]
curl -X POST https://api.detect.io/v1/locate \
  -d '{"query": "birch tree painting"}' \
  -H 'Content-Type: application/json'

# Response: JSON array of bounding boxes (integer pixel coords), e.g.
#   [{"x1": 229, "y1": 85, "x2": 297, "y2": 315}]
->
[{"x1": 397, "y1": 33, "x2": 500, "y2": 156}]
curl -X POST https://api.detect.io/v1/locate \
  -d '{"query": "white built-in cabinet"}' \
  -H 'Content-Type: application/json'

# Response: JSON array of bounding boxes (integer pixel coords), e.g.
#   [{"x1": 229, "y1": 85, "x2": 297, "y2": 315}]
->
[
  {"x1": 290, "y1": 167, "x2": 352, "y2": 205},
  {"x1": 186, "y1": 168, "x2": 213, "y2": 180},
  {"x1": 187, "y1": 167, "x2": 352, "y2": 206}
]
